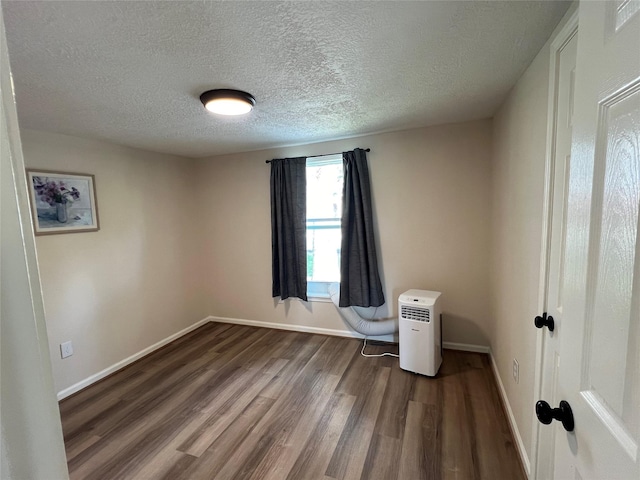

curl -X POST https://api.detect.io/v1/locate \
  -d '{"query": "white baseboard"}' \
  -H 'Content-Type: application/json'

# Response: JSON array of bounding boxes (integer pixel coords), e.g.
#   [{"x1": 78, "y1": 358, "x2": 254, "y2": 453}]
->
[
  {"x1": 443, "y1": 341, "x2": 490, "y2": 353},
  {"x1": 489, "y1": 349, "x2": 531, "y2": 478},
  {"x1": 209, "y1": 316, "x2": 492, "y2": 354},
  {"x1": 207, "y1": 315, "x2": 383, "y2": 339},
  {"x1": 56, "y1": 317, "x2": 211, "y2": 400}
]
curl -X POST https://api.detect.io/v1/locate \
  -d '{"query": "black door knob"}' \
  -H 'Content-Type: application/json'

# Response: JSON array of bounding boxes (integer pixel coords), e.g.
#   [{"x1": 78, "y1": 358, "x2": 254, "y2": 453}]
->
[
  {"x1": 536, "y1": 400, "x2": 574, "y2": 432},
  {"x1": 534, "y1": 312, "x2": 555, "y2": 332}
]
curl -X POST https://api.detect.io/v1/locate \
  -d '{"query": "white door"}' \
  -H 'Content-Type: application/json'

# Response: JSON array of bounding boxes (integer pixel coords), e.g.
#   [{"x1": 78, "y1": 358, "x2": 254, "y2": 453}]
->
[
  {"x1": 535, "y1": 19, "x2": 578, "y2": 480},
  {"x1": 549, "y1": 1, "x2": 640, "y2": 478}
]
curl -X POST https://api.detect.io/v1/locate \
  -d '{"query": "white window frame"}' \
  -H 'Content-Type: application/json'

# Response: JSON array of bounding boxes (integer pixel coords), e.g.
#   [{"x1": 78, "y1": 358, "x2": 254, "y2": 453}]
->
[{"x1": 306, "y1": 154, "x2": 342, "y2": 301}]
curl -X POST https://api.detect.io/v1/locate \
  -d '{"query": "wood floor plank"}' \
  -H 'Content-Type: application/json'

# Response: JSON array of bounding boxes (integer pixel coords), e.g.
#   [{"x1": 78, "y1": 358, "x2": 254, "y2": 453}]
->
[
  {"x1": 259, "y1": 332, "x2": 327, "y2": 399},
  {"x1": 68, "y1": 365, "x2": 224, "y2": 479},
  {"x1": 472, "y1": 355, "x2": 525, "y2": 479},
  {"x1": 360, "y1": 433, "x2": 402, "y2": 480},
  {"x1": 304, "y1": 336, "x2": 361, "y2": 376},
  {"x1": 325, "y1": 366, "x2": 391, "y2": 480},
  {"x1": 64, "y1": 356, "x2": 207, "y2": 442},
  {"x1": 286, "y1": 392, "x2": 357, "y2": 480},
  {"x1": 59, "y1": 324, "x2": 525, "y2": 480},
  {"x1": 374, "y1": 363, "x2": 414, "y2": 439},
  {"x1": 132, "y1": 410, "x2": 212, "y2": 472},
  {"x1": 64, "y1": 433, "x2": 102, "y2": 463},
  {"x1": 178, "y1": 361, "x2": 289, "y2": 456},
  {"x1": 62, "y1": 353, "x2": 218, "y2": 443},
  {"x1": 210, "y1": 337, "x2": 346, "y2": 480},
  {"x1": 91, "y1": 357, "x2": 221, "y2": 438},
  {"x1": 441, "y1": 352, "x2": 481, "y2": 480},
  {"x1": 170, "y1": 395, "x2": 276, "y2": 480},
  {"x1": 411, "y1": 370, "x2": 441, "y2": 406},
  {"x1": 68, "y1": 329, "x2": 275, "y2": 477},
  {"x1": 334, "y1": 347, "x2": 384, "y2": 396},
  {"x1": 245, "y1": 373, "x2": 342, "y2": 480},
  {"x1": 398, "y1": 400, "x2": 442, "y2": 480},
  {"x1": 131, "y1": 450, "x2": 197, "y2": 480},
  {"x1": 83, "y1": 327, "x2": 265, "y2": 441}
]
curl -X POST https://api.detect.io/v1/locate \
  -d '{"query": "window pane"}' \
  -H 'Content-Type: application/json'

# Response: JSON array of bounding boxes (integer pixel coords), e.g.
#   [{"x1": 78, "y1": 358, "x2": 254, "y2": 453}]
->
[
  {"x1": 307, "y1": 156, "x2": 343, "y2": 285},
  {"x1": 307, "y1": 227, "x2": 341, "y2": 281},
  {"x1": 307, "y1": 161, "x2": 343, "y2": 221}
]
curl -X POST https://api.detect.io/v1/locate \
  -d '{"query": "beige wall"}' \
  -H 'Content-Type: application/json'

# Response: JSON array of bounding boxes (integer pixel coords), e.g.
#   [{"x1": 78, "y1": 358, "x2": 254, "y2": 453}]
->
[
  {"x1": 22, "y1": 130, "x2": 205, "y2": 393},
  {"x1": 490, "y1": 40, "x2": 552, "y2": 465},
  {"x1": 197, "y1": 120, "x2": 493, "y2": 346}
]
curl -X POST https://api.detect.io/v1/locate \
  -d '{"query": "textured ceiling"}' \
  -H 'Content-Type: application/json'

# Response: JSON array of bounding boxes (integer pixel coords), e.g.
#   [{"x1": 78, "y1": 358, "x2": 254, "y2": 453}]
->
[{"x1": 2, "y1": 1, "x2": 570, "y2": 158}]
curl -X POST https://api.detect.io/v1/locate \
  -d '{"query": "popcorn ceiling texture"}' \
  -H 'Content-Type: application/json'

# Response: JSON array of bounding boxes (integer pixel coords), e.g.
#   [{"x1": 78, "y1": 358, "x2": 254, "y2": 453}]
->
[{"x1": 2, "y1": 1, "x2": 570, "y2": 158}]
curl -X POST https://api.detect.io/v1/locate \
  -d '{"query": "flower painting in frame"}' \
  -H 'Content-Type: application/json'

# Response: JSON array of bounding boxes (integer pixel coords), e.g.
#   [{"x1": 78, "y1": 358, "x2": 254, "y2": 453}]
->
[{"x1": 26, "y1": 169, "x2": 100, "y2": 235}]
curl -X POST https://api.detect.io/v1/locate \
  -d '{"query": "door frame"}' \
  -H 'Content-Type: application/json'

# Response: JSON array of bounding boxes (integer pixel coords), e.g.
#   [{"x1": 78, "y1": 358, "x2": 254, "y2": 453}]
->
[
  {"x1": 1, "y1": 8, "x2": 70, "y2": 478},
  {"x1": 531, "y1": 8, "x2": 579, "y2": 480}
]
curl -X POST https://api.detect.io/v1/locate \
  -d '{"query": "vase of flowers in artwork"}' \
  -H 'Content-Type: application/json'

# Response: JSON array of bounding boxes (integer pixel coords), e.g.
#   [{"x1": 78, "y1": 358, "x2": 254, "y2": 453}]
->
[
  {"x1": 55, "y1": 202, "x2": 68, "y2": 223},
  {"x1": 33, "y1": 177, "x2": 80, "y2": 224}
]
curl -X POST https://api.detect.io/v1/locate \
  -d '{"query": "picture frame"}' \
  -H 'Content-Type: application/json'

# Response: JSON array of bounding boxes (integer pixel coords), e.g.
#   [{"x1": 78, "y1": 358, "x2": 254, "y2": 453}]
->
[{"x1": 26, "y1": 169, "x2": 100, "y2": 235}]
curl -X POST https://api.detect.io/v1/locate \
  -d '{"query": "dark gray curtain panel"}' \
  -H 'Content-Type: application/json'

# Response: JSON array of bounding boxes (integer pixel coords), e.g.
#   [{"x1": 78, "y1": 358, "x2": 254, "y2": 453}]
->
[
  {"x1": 270, "y1": 157, "x2": 307, "y2": 301},
  {"x1": 339, "y1": 149, "x2": 385, "y2": 307}
]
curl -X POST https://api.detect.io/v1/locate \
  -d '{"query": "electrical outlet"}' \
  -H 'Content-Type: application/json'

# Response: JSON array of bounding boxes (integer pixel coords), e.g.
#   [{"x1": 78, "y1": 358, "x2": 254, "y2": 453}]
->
[
  {"x1": 513, "y1": 358, "x2": 519, "y2": 384},
  {"x1": 60, "y1": 341, "x2": 73, "y2": 359}
]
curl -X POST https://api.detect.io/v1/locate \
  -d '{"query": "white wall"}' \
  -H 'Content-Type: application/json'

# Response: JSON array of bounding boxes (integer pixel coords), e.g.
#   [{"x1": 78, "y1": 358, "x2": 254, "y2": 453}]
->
[
  {"x1": 490, "y1": 34, "x2": 553, "y2": 469},
  {"x1": 197, "y1": 120, "x2": 493, "y2": 346},
  {"x1": 21, "y1": 130, "x2": 205, "y2": 393}
]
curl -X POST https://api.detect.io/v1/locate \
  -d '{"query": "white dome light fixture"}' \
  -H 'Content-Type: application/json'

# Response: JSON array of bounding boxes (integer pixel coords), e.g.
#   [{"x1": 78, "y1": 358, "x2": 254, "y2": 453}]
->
[{"x1": 200, "y1": 89, "x2": 256, "y2": 115}]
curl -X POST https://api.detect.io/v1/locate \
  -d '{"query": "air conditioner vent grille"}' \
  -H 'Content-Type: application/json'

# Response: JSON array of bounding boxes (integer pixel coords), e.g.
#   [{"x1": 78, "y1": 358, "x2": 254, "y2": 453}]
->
[{"x1": 401, "y1": 305, "x2": 430, "y2": 322}]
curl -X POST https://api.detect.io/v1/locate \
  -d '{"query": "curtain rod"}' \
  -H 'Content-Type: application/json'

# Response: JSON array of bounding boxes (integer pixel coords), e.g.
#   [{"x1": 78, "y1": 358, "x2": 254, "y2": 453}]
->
[{"x1": 265, "y1": 148, "x2": 370, "y2": 164}]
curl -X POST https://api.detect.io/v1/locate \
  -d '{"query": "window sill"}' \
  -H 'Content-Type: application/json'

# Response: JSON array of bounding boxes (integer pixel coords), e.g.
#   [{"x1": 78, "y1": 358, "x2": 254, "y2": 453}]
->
[
  {"x1": 307, "y1": 294, "x2": 332, "y2": 303},
  {"x1": 278, "y1": 294, "x2": 333, "y2": 304},
  {"x1": 277, "y1": 282, "x2": 338, "y2": 304}
]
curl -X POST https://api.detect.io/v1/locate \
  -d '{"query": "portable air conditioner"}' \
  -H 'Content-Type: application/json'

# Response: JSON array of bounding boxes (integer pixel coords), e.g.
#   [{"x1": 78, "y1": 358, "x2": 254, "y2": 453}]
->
[{"x1": 399, "y1": 290, "x2": 442, "y2": 376}]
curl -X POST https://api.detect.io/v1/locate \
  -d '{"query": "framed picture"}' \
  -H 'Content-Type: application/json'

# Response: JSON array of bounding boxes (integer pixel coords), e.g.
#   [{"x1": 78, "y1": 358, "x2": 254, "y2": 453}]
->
[{"x1": 26, "y1": 169, "x2": 100, "y2": 235}]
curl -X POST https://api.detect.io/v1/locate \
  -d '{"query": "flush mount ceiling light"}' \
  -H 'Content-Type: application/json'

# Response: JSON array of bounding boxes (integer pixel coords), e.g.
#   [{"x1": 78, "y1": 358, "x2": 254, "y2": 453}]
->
[{"x1": 200, "y1": 89, "x2": 256, "y2": 116}]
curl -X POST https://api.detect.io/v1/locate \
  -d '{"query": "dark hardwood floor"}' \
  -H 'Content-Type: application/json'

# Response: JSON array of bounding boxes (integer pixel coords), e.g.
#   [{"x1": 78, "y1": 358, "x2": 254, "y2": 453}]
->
[{"x1": 59, "y1": 322, "x2": 525, "y2": 480}]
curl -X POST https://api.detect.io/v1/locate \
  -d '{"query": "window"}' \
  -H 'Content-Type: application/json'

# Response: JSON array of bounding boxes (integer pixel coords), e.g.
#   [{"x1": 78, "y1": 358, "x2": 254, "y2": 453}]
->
[{"x1": 306, "y1": 154, "x2": 343, "y2": 298}]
